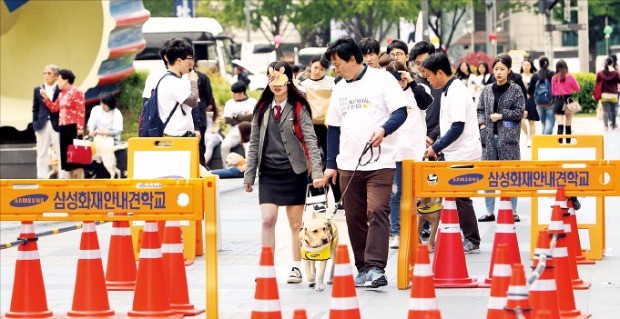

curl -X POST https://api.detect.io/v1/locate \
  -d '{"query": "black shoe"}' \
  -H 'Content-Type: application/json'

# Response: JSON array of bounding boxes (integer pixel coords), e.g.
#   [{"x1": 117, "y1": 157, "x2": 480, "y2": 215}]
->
[
  {"x1": 513, "y1": 214, "x2": 521, "y2": 223},
  {"x1": 420, "y1": 229, "x2": 431, "y2": 240},
  {"x1": 570, "y1": 197, "x2": 581, "y2": 210},
  {"x1": 477, "y1": 214, "x2": 495, "y2": 222},
  {"x1": 335, "y1": 202, "x2": 344, "y2": 211}
]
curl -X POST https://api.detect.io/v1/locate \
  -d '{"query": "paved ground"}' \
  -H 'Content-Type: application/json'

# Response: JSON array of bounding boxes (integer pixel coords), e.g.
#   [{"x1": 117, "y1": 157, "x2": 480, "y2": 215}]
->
[{"x1": 1, "y1": 116, "x2": 620, "y2": 318}]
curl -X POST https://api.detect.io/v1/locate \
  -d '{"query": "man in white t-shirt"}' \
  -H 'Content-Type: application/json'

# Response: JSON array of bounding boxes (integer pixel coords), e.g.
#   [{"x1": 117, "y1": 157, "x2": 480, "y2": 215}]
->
[
  {"x1": 422, "y1": 52, "x2": 482, "y2": 254},
  {"x1": 323, "y1": 36, "x2": 408, "y2": 288},
  {"x1": 221, "y1": 82, "x2": 256, "y2": 166},
  {"x1": 156, "y1": 39, "x2": 199, "y2": 137}
]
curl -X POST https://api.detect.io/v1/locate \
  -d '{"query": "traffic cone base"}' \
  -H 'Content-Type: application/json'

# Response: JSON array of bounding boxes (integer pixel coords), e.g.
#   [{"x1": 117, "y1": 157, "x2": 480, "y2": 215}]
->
[
  {"x1": 66, "y1": 310, "x2": 116, "y2": 319},
  {"x1": 3, "y1": 311, "x2": 56, "y2": 319}
]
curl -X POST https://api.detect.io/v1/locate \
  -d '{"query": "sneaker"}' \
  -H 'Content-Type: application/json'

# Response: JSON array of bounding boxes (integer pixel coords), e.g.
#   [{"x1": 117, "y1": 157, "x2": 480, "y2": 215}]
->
[
  {"x1": 286, "y1": 267, "x2": 302, "y2": 284},
  {"x1": 463, "y1": 239, "x2": 480, "y2": 254},
  {"x1": 477, "y1": 214, "x2": 495, "y2": 222},
  {"x1": 354, "y1": 270, "x2": 367, "y2": 287},
  {"x1": 420, "y1": 228, "x2": 431, "y2": 240},
  {"x1": 335, "y1": 202, "x2": 345, "y2": 211},
  {"x1": 364, "y1": 267, "x2": 388, "y2": 288},
  {"x1": 389, "y1": 235, "x2": 400, "y2": 249},
  {"x1": 513, "y1": 214, "x2": 521, "y2": 223}
]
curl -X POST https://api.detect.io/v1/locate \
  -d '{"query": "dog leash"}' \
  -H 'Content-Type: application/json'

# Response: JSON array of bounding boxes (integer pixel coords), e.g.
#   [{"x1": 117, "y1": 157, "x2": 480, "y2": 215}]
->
[{"x1": 335, "y1": 142, "x2": 381, "y2": 209}]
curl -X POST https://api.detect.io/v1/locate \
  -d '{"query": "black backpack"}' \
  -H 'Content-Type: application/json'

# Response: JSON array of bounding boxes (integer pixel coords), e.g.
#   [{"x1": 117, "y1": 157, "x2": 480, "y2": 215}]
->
[{"x1": 138, "y1": 72, "x2": 184, "y2": 137}]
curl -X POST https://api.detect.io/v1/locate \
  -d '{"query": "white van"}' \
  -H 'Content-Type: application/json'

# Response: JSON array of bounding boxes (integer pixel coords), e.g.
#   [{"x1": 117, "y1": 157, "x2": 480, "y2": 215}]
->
[
  {"x1": 295, "y1": 47, "x2": 327, "y2": 67},
  {"x1": 134, "y1": 17, "x2": 234, "y2": 79}
]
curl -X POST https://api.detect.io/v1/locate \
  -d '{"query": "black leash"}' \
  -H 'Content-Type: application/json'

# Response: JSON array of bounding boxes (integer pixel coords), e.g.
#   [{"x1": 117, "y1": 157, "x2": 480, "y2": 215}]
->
[{"x1": 336, "y1": 142, "x2": 381, "y2": 208}]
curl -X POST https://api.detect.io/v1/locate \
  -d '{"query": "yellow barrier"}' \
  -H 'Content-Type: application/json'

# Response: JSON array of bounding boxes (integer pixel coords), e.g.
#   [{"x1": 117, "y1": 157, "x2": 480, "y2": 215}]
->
[
  {"x1": 0, "y1": 176, "x2": 219, "y2": 318},
  {"x1": 532, "y1": 135, "x2": 605, "y2": 260},
  {"x1": 397, "y1": 159, "x2": 620, "y2": 290}
]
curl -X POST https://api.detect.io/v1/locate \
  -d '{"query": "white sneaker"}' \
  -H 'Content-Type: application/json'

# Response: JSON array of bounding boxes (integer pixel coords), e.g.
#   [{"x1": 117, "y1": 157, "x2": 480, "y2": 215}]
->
[{"x1": 389, "y1": 235, "x2": 400, "y2": 249}]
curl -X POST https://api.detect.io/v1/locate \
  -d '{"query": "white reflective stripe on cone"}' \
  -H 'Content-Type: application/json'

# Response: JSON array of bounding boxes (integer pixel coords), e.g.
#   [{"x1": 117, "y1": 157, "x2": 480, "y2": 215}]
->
[
  {"x1": 21, "y1": 224, "x2": 35, "y2": 234},
  {"x1": 487, "y1": 296, "x2": 507, "y2": 310},
  {"x1": 252, "y1": 299, "x2": 281, "y2": 312},
  {"x1": 507, "y1": 286, "x2": 529, "y2": 300},
  {"x1": 111, "y1": 227, "x2": 131, "y2": 236},
  {"x1": 529, "y1": 278, "x2": 557, "y2": 291},
  {"x1": 413, "y1": 264, "x2": 432, "y2": 277},
  {"x1": 439, "y1": 223, "x2": 460, "y2": 233},
  {"x1": 161, "y1": 243, "x2": 184, "y2": 253},
  {"x1": 552, "y1": 247, "x2": 568, "y2": 258},
  {"x1": 534, "y1": 248, "x2": 551, "y2": 258},
  {"x1": 555, "y1": 201, "x2": 567, "y2": 208},
  {"x1": 165, "y1": 220, "x2": 180, "y2": 227},
  {"x1": 82, "y1": 223, "x2": 96, "y2": 232},
  {"x1": 408, "y1": 298, "x2": 438, "y2": 310},
  {"x1": 442, "y1": 200, "x2": 457, "y2": 209},
  {"x1": 17, "y1": 250, "x2": 40, "y2": 260},
  {"x1": 256, "y1": 265, "x2": 276, "y2": 278},
  {"x1": 139, "y1": 248, "x2": 162, "y2": 259},
  {"x1": 329, "y1": 297, "x2": 359, "y2": 310},
  {"x1": 564, "y1": 224, "x2": 572, "y2": 233},
  {"x1": 143, "y1": 222, "x2": 158, "y2": 232},
  {"x1": 496, "y1": 224, "x2": 516, "y2": 233},
  {"x1": 333, "y1": 264, "x2": 353, "y2": 277},
  {"x1": 79, "y1": 249, "x2": 102, "y2": 260},
  {"x1": 492, "y1": 264, "x2": 512, "y2": 277},
  {"x1": 548, "y1": 221, "x2": 564, "y2": 231}
]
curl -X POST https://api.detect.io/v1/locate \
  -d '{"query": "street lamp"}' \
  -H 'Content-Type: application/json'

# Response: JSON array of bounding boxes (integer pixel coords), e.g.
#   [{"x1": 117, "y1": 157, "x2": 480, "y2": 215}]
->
[
  {"x1": 467, "y1": 19, "x2": 474, "y2": 53},
  {"x1": 604, "y1": 18, "x2": 613, "y2": 55}
]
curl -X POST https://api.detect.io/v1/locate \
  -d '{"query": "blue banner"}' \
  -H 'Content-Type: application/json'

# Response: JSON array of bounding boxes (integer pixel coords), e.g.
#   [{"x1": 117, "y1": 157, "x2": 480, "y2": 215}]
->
[
  {"x1": 174, "y1": 0, "x2": 193, "y2": 17},
  {"x1": 3, "y1": 0, "x2": 29, "y2": 13}
]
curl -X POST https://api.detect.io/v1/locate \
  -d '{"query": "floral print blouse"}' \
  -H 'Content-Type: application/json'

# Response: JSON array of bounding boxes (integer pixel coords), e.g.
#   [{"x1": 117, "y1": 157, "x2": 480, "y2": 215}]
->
[{"x1": 44, "y1": 85, "x2": 85, "y2": 130}]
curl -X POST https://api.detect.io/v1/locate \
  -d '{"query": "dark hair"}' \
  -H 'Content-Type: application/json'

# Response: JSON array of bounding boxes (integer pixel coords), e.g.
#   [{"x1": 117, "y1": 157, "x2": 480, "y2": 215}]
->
[
  {"x1": 477, "y1": 62, "x2": 490, "y2": 76},
  {"x1": 611, "y1": 54, "x2": 618, "y2": 69},
  {"x1": 310, "y1": 57, "x2": 329, "y2": 69},
  {"x1": 358, "y1": 38, "x2": 380, "y2": 55},
  {"x1": 555, "y1": 59, "x2": 568, "y2": 82},
  {"x1": 164, "y1": 38, "x2": 193, "y2": 66},
  {"x1": 409, "y1": 40, "x2": 436, "y2": 61},
  {"x1": 59, "y1": 69, "x2": 76, "y2": 84},
  {"x1": 100, "y1": 92, "x2": 117, "y2": 110},
  {"x1": 324, "y1": 36, "x2": 363, "y2": 64},
  {"x1": 455, "y1": 62, "x2": 471, "y2": 80},
  {"x1": 231, "y1": 81, "x2": 247, "y2": 93},
  {"x1": 538, "y1": 56, "x2": 550, "y2": 80},
  {"x1": 293, "y1": 65, "x2": 301, "y2": 73},
  {"x1": 384, "y1": 61, "x2": 407, "y2": 81},
  {"x1": 254, "y1": 61, "x2": 311, "y2": 125},
  {"x1": 378, "y1": 54, "x2": 396, "y2": 68},
  {"x1": 604, "y1": 56, "x2": 614, "y2": 74},
  {"x1": 421, "y1": 53, "x2": 453, "y2": 76},
  {"x1": 520, "y1": 59, "x2": 537, "y2": 74},
  {"x1": 387, "y1": 39, "x2": 408, "y2": 55},
  {"x1": 492, "y1": 54, "x2": 512, "y2": 69},
  {"x1": 238, "y1": 121, "x2": 251, "y2": 143}
]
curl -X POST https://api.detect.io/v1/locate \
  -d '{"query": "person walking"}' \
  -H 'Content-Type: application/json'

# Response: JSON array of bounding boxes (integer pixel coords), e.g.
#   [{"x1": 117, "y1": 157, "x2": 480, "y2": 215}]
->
[
  {"x1": 243, "y1": 61, "x2": 324, "y2": 284},
  {"x1": 33, "y1": 64, "x2": 61, "y2": 179},
  {"x1": 551, "y1": 60, "x2": 581, "y2": 143},
  {"x1": 528, "y1": 57, "x2": 555, "y2": 135},
  {"x1": 323, "y1": 36, "x2": 408, "y2": 288},
  {"x1": 595, "y1": 57, "x2": 620, "y2": 130},
  {"x1": 422, "y1": 53, "x2": 482, "y2": 254},
  {"x1": 476, "y1": 54, "x2": 525, "y2": 223},
  {"x1": 520, "y1": 59, "x2": 539, "y2": 147}
]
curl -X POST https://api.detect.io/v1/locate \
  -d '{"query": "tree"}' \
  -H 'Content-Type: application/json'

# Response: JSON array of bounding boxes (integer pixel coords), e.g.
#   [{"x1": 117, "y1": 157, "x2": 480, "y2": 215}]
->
[
  {"x1": 143, "y1": 0, "x2": 175, "y2": 17},
  {"x1": 427, "y1": 0, "x2": 479, "y2": 52},
  {"x1": 289, "y1": 0, "x2": 333, "y2": 47}
]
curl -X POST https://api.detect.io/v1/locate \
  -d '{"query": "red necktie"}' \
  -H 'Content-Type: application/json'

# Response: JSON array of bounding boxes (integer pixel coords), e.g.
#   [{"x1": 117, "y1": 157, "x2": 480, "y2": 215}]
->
[{"x1": 273, "y1": 104, "x2": 282, "y2": 122}]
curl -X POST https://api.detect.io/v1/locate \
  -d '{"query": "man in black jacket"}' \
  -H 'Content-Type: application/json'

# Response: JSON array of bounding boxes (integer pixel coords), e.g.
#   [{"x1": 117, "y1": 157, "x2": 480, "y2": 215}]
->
[{"x1": 33, "y1": 64, "x2": 61, "y2": 178}]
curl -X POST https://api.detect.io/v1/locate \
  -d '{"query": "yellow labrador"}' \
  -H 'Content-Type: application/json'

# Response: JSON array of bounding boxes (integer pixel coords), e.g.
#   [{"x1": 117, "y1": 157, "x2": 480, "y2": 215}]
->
[
  {"x1": 91, "y1": 135, "x2": 127, "y2": 179},
  {"x1": 299, "y1": 212, "x2": 339, "y2": 291}
]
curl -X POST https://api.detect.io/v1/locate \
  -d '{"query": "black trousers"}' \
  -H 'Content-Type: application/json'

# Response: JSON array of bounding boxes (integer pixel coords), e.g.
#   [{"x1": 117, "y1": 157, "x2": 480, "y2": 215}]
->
[{"x1": 456, "y1": 197, "x2": 481, "y2": 246}]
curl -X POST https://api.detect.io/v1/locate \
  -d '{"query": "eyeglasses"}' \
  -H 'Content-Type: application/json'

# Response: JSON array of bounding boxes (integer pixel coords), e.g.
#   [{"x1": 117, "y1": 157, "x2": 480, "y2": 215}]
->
[{"x1": 390, "y1": 52, "x2": 406, "y2": 58}]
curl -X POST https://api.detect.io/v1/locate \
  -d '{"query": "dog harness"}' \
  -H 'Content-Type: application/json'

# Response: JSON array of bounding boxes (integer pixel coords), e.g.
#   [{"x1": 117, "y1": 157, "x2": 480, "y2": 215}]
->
[{"x1": 301, "y1": 225, "x2": 338, "y2": 261}]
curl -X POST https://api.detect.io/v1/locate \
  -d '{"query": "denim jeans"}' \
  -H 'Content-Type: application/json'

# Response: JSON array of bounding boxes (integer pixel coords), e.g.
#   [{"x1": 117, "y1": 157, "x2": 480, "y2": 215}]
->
[
  {"x1": 389, "y1": 161, "x2": 402, "y2": 236},
  {"x1": 210, "y1": 167, "x2": 244, "y2": 179},
  {"x1": 537, "y1": 104, "x2": 555, "y2": 135}
]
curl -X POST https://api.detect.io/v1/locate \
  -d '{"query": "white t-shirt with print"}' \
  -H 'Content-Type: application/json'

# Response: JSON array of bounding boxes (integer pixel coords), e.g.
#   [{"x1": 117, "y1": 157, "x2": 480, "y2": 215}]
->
[
  {"x1": 439, "y1": 78, "x2": 482, "y2": 161},
  {"x1": 395, "y1": 88, "x2": 426, "y2": 161},
  {"x1": 87, "y1": 105, "x2": 123, "y2": 135},
  {"x1": 157, "y1": 74, "x2": 193, "y2": 136},
  {"x1": 327, "y1": 66, "x2": 408, "y2": 171}
]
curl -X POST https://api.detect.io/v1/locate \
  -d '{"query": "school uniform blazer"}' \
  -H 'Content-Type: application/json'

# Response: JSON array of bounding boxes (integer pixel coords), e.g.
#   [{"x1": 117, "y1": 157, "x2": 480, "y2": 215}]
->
[{"x1": 244, "y1": 101, "x2": 323, "y2": 185}]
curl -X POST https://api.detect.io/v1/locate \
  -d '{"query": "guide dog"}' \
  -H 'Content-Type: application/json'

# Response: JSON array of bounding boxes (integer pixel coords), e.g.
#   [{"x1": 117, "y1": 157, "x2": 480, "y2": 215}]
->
[
  {"x1": 299, "y1": 209, "x2": 339, "y2": 291},
  {"x1": 91, "y1": 135, "x2": 127, "y2": 179}
]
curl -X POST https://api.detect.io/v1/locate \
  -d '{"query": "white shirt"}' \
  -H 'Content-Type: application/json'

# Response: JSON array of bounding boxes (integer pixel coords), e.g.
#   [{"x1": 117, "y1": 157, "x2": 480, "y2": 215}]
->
[
  {"x1": 395, "y1": 88, "x2": 426, "y2": 161},
  {"x1": 327, "y1": 66, "x2": 408, "y2": 170},
  {"x1": 223, "y1": 97, "x2": 257, "y2": 130},
  {"x1": 439, "y1": 78, "x2": 481, "y2": 161},
  {"x1": 299, "y1": 76, "x2": 336, "y2": 93},
  {"x1": 87, "y1": 105, "x2": 123, "y2": 136},
  {"x1": 142, "y1": 67, "x2": 168, "y2": 99},
  {"x1": 157, "y1": 74, "x2": 193, "y2": 136}
]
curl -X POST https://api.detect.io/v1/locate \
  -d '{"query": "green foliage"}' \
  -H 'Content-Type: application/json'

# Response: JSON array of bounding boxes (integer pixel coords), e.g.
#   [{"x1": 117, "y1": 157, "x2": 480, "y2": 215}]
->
[
  {"x1": 143, "y1": 0, "x2": 175, "y2": 17},
  {"x1": 574, "y1": 72, "x2": 597, "y2": 113},
  {"x1": 118, "y1": 71, "x2": 147, "y2": 140},
  {"x1": 428, "y1": 0, "x2": 473, "y2": 50}
]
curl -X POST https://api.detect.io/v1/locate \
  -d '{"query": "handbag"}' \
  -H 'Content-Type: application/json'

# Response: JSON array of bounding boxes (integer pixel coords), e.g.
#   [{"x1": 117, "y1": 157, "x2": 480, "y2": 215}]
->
[
  {"x1": 593, "y1": 78, "x2": 602, "y2": 100},
  {"x1": 596, "y1": 101, "x2": 604, "y2": 120},
  {"x1": 67, "y1": 139, "x2": 92, "y2": 165},
  {"x1": 563, "y1": 97, "x2": 582, "y2": 114}
]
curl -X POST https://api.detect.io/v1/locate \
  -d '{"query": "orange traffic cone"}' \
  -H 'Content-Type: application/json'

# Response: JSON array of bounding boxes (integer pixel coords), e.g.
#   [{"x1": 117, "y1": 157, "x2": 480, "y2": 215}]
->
[
  {"x1": 566, "y1": 198, "x2": 594, "y2": 265},
  {"x1": 252, "y1": 246, "x2": 282, "y2": 319},
  {"x1": 106, "y1": 217, "x2": 137, "y2": 290},
  {"x1": 533, "y1": 309, "x2": 552, "y2": 319},
  {"x1": 423, "y1": 310, "x2": 442, "y2": 319},
  {"x1": 292, "y1": 309, "x2": 307, "y2": 319},
  {"x1": 485, "y1": 244, "x2": 511, "y2": 319},
  {"x1": 127, "y1": 221, "x2": 178, "y2": 319},
  {"x1": 432, "y1": 197, "x2": 478, "y2": 288},
  {"x1": 161, "y1": 221, "x2": 205, "y2": 316},
  {"x1": 329, "y1": 245, "x2": 361, "y2": 319},
  {"x1": 529, "y1": 230, "x2": 560, "y2": 319},
  {"x1": 548, "y1": 206, "x2": 591, "y2": 319},
  {"x1": 3, "y1": 221, "x2": 54, "y2": 319},
  {"x1": 482, "y1": 197, "x2": 521, "y2": 287},
  {"x1": 503, "y1": 264, "x2": 532, "y2": 319},
  {"x1": 408, "y1": 244, "x2": 441, "y2": 319},
  {"x1": 67, "y1": 221, "x2": 116, "y2": 318},
  {"x1": 555, "y1": 189, "x2": 590, "y2": 290}
]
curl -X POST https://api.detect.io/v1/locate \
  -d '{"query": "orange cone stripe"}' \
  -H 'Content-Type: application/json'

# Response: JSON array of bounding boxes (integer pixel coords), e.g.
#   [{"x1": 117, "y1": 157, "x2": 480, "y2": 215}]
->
[
  {"x1": 530, "y1": 279, "x2": 556, "y2": 291},
  {"x1": 16, "y1": 250, "x2": 40, "y2": 260},
  {"x1": 333, "y1": 264, "x2": 353, "y2": 276},
  {"x1": 413, "y1": 264, "x2": 432, "y2": 276},
  {"x1": 408, "y1": 298, "x2": 438, "y2": 310},
  {"x1": 78, "y1": 250, "x2": 102, "y2": 259},
  {"x1": 495, "y1": 224, "x2": 516, "y2": 233},
  {"x1": 139, "y1": 248, "x2": 162, "y2": 258},
  {"x1": 111, "y1": 227, "x2": 131, "y2": 235},
  {"x1": 552, "y1": 247, "x2": 568, "y2": 258},
  {"x1": 252, "y1": 299, "x2": 281, "y2": 312},
  {"x1": 256, "y1": 265, "x2": 277, "y2": 278},
  {"x1": 329, "y1": 297, "x2": 359, "y2": 310},
  {"x1": 492, "y1": 264, "x2": 511, "y2": 276},
  {"x1": 438, "y1": 223, "x2": 460, "y2": 233},
  {"x1": 487, "y1": 296, "x2": 507, "y2": 310},
  {"x1": 161, "y1": 243, "x2": 184, "y2": 253}
]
